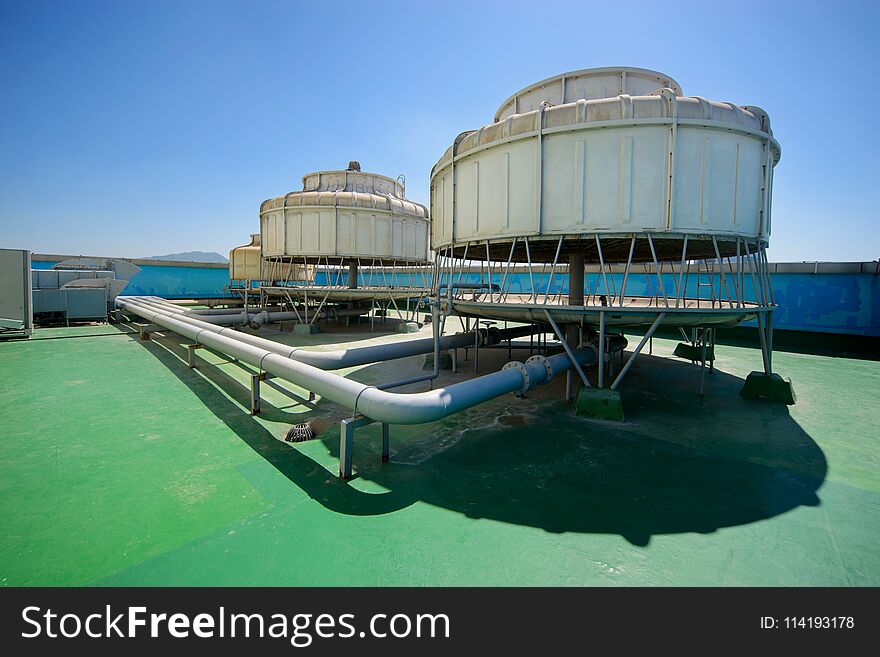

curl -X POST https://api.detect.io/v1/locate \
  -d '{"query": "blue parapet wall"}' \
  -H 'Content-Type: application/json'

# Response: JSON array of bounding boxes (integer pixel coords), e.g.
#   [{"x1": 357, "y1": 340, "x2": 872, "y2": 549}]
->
[
  {"x1": 33, "y1": 258, "x2": 231, "y2": 299},
  {"x1": 31, "y1": 255, "x2": 879, "y2": 336},
  {"x1": 769, "y1": 272, "x2": 878, "y2": 336},
  {"x1": 424, "y1": 262, "x2": 879, "y2": 337}
]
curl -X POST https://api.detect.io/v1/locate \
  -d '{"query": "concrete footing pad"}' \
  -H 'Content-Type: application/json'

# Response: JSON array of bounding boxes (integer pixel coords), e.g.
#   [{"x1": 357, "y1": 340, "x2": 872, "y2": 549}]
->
[
  {"x1": 397, "y1": 322, "x2": 420, "y2": 333},
  {"x1": 294, "y1": 323, "x2": 320, "y2": 335},
  {"x1": 573, "y1": 387, "x2": 625, "y2": 421},
  {"x1": 673, "y1": 342, "x2": 715, "y2": 361},
  {"x1": 740, "y1": 371, "x2": 796, "y2": 405},
  {"x1": 421, "y1": 352, "x2": 454, "y2": 371}
]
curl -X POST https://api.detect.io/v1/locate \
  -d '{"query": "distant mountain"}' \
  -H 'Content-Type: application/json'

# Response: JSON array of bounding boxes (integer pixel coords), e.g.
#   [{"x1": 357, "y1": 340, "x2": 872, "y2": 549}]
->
[{"x1": 143, "y1": 251, "x2": 229, "y2": 263}]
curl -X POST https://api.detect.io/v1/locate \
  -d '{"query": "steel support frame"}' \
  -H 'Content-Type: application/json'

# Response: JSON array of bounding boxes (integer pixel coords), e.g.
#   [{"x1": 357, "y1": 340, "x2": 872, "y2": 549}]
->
[
  {"x1": 339, "y1": 416, "x2": 390, "y2": 480},
  {"x1": 185, "y1": 342, "x2": 203, "y2": 368},
  {"x1": 544, "y1": 310, "x2": 591, "y2": 392},
  {"x1": 433, "y1": 234, "x2": 778, "y2": 397},
  {"x1": 610, "y1": 313, "x2": 666, "y2": 390}
]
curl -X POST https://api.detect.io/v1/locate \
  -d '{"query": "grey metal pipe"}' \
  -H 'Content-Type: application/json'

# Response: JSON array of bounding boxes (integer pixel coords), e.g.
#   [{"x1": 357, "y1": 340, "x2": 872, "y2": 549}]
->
[
  {"x1": 131, "y1": 297, "x2": 299, "y2": 327},
  {"x1": 118, "y1": 296, "x2": 536, "y2": 371},
  {"x1": 377, "y1": 301, "x2": 442, "y2": 390},
  {"x1": 116, "y1": 297, "x2": 596, "y2": 425},
  {"x1": 139, "y1": 296, "x2": 368, "y2": 323}
]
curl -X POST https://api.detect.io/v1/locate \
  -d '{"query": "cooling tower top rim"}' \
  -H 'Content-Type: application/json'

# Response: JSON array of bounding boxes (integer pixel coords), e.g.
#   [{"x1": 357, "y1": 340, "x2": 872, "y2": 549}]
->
[
  {"x1": 260, "y1": 166, "x2": 428, "y2": 220},
  {"x1": 494, "y1": 66, "x2": 684, "y2": 123},
  {"x1": 300, "y1": 168, "x2": 406, "y2": 197}
]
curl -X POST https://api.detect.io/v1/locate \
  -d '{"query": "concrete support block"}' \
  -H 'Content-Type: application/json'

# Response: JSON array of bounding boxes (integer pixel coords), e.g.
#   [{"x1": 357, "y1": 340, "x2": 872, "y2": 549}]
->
[
  {"x1": 397, "y1": 321, "x2": 420, "y2": 334},
  {"x1": 421, "y1": 351, "x2": 454, "y2": 371},
  {"x1": 673, "y1": 342, "x2": 715, "y2": 362},
  {"x1": 740, "y1": 372, "x2": 796, "y2": 405},
  {"x1": 573, "y1": 387, "x2": 625, "y2": 421},
  {"x1": 294, "y1": 323, "x2": 320, "y2": 335}
]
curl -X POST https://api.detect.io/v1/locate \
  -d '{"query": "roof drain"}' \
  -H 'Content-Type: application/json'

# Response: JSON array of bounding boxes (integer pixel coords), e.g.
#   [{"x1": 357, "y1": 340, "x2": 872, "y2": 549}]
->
[{"x1": 285, "y1": 423, "x2": 317, "y2": 443}]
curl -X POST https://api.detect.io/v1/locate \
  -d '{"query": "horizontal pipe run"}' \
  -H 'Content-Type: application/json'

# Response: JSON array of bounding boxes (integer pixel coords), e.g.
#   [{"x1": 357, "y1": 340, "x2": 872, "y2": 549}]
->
[
  {"x1": 132, "y1": 297, "x2": 369, "y2": 327},
  {"x1": 117, "y1": 298, "x2": 596, "y2": 426},
  {"x1": 118, "y1": 297, "x2": 539, "y2": 370}
]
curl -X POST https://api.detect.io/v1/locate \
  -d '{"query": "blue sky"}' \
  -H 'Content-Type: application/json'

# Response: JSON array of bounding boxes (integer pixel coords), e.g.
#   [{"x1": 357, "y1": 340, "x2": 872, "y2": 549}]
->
[{"x1": 1, "y1": 0, "x2": 877, "y2": 262}]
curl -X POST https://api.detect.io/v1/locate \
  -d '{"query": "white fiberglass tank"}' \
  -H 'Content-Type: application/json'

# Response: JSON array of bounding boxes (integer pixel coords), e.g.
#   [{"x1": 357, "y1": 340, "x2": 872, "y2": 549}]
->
[
  {"x1": 260, "y1": 163, "x2": 430, "y2": 264},
  {"x1": 430, "y1": 67, "x2": 780, "y2": 262}
]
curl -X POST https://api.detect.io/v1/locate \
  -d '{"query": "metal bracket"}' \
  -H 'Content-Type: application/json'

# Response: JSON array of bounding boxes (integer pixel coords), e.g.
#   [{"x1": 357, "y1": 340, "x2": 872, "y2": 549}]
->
[
  {"x1": 185, "y1": 343, "x2": 203, "y2": 369},
  {"x1": 134, "y1": 322, "x2": 158, "y2": 341},
  {"x1": 339, "y1": 416, "x2": 390, "y2": 480},
  {"x1": 250, "y1": 371, "x2": 269, "y2": 415}
]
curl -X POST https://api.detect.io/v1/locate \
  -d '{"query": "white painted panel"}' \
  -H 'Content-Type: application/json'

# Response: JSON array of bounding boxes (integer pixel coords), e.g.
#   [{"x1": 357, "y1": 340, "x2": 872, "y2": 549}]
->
[
  {"x1": 476, "y1": 149, "x2": 507, "y2": 237},
  {"x1": 319, "y1": 210, "x2": 336, "y2": 254},
  {"x1": 416, "y1": 222, "x2": 428, "y2": 260},
  {"x1": 619, "y1": 136, "x2": 633, "y2": 224},
  {"x1": 392, "y1": 217, "x2": 404, "y2": 257},
  {"x1": 736, "y1": 140, "x2": 763, "y2": 236},
  {"x1": 574, "y1": 140, "x2": 586, "y2": 225},
  {"x1": 274, "y1": 212, "x2": 285, "y2": 255},
  {"x1": 707, "y1": 137, "x2": 737, "y2": 229},
  {"x1": 375, "y1": 216, "x2": 391, "y2": 257},
  {"x1": 260, "y1": 216, "x2": 272, "y2": 255},
  {"x1": 405, "y1": 221, "x2": 417, "y2": 258},
  {"x1": 505, "y1": 140, "x2": 537, "y2": 234},
  {"x1": 542, "y1": 135, "x2": 576, "y2": 232},
  {"x1": 355, "y1": 213, "x2": 374, "y2": 255},
  {"x1": 672, "y1": 127, "x2": 705, "y2": 231},
  {"x1": 286, "y1": 212, "x2": 302, "y2": 253},
  {"x1": 627, "y1": 129, "x2": 667, "y2": 229},
  {"x1": 674, "y1": 127, "x2": 764, "y2": 235},
  {"x1": 301, "y1": 212, "x2": 319, "y2": 252},
  {"x1": 584, "y1": 131, "x2": 622, "y2": 229},
  {"x1": 440, "y1": 173, "x2": 452, "y2": 243},
  {"x1": 337, "y1": 211, "x2": 352, "y2": 253},
  {"x1": 455, "y1": 161, "x2": 478, "y2": 241}
]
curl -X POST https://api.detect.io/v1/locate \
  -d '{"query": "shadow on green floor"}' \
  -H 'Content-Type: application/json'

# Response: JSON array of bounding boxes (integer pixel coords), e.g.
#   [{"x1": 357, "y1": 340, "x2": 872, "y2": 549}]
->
[{"x1": 133, "y1": 330, "x2": 827, "y2": 547}]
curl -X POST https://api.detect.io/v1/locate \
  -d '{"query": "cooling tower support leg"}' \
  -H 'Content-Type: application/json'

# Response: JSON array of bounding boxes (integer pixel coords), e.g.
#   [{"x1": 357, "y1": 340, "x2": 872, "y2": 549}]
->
[
  {"x1": 544, "y1": 310, "x2": 590, "y2": 391},
  {"x1": 474, "y1": 328, "x2": 479, "y2": 373},
  {"x1": 348, "y1": 262, "x2": 358, "y2": 289},
  {"x1": 610, "y1": 313, "x2": 665, "y2": 391},
  {"x1": 741, "y1": 311, "x2": 795, "y2": 404},
  {"x1": 598, "y1": 312, "x2": 606, "y2": 388},
  {"x1": 568, "y1": 254, "x2": 584, "y2": 306},
  {"x1": 700, "y1": 328, "x2": 708, "y2": 396},
  {"x1": 565, "y1": 253, "x2": 586, "y2": 396}
]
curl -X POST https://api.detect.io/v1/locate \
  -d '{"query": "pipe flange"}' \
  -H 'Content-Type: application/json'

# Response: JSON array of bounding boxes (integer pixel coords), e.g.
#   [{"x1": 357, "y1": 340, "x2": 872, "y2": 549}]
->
[
  {"x1": 502, "y1": 361, "x2": 531, "y2": 397},
  {"x1": 525, "y1": 355, "x2": 553, "y2": 383}
]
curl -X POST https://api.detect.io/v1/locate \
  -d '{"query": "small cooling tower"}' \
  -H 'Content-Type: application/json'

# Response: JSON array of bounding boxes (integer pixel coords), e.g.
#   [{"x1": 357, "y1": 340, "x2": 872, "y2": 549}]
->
[
  {"x1": 260, "y1": 165, "x2": 429, "y2": 265},
  {"x1": 258, "y1": 163, "x2": 432, "y2": 328}
]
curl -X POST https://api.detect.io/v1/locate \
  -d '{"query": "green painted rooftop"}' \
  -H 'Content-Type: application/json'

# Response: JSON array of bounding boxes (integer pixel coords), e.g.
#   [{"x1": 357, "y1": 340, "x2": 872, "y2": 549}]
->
[{"x1": 1, "y1": 321, "x2": 878, "y2": 586}]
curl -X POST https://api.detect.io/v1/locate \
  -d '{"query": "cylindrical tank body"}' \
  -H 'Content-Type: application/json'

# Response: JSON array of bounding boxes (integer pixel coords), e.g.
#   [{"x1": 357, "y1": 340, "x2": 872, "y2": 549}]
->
[
  {"x1": 229, "y1": 233, "x2": 263, "y2": 281},
  {"x1": 430, "y1": 67, "x2": 780, "y2": 262},
  {"x1": 260, "y1": 167, "x2": 430, "y2": 264},
  {"x1": 229, "y1": 233, "x2": 310, "y2": 283}
]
